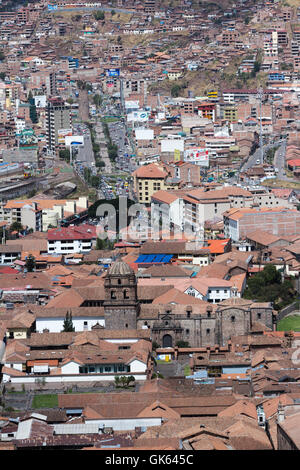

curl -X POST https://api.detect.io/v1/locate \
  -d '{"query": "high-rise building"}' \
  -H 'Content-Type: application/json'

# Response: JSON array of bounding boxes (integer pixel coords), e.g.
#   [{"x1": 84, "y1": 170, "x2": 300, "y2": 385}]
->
[{"x1": 46, "y1": 97, "x2": 71, "y2": 155}]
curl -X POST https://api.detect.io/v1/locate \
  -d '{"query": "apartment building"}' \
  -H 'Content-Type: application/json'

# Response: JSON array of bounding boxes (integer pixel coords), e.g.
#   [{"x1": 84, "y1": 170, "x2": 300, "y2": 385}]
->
[
  {"x1": 46, "y1": 97, "x2": 71, "y2": 154},
  {"x1": 0, "y1": 197, "x2": 89, "y2": 232},
  {"x1": 132, "y1": 162, "x2": 180, "y2": 204},
  {"x1": 0, "y1": 201, "x2": 42, "y2": 232},
  {"x1": 264, "y1": 31, "x2": 278, "y2": 56},
  {"x1": 47, "y1": 225, "x2": 97, "y2": 254}
]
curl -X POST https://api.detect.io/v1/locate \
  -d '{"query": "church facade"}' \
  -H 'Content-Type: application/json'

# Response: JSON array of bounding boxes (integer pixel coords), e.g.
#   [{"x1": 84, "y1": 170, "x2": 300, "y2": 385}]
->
[{"x1": 104, "y1": 261, "x2": 276, "y2": 348}]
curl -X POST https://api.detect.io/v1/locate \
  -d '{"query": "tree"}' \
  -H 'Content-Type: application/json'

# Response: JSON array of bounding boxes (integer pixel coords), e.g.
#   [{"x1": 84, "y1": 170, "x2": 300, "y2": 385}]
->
[
  {"x1": 25, "y1": 254, "x2": 36, "y2": 272},
  {"x1": 0, "y1": 72, "x2": 5, "y2": 81},
  {"x1": 84, "y1": 167, "x2": 92, "y2": 183},
  {"x1": 59, "y1": 149, "x2": 70, "y2": 162},
  {"x1": 243, "y1": 264, "x2": 297, "y2": 310},
  {"x1": 28, "y1": 91, "x2": 38, "y2": 124},
  {"x1": 96, "y1": 237, "x2": 115, "y2": 250},
  {"x1": 111, "y1": 9, "x2": 116, "y2": 15},
  {"x1": 0, "y1": 50, "x2": 5, "y2": 61},
  {"x1": 171, "y1": 84, "x2": 182, "y2": 97},
  {"x1": 94, "y1": 10, "x2": 105, "y2": 21},
  {"x1": 63, "y1": 311, "x2": 75, "y2": 332},
  {"x1": 117, "y1": 375, "x2": 135, "y2": 388},
  {"x1": 93, "y1": 94, "x2": 102, "y2": 108},
  {"x1": 10, "y1": 221, "x2": 23, "y2": 233}
]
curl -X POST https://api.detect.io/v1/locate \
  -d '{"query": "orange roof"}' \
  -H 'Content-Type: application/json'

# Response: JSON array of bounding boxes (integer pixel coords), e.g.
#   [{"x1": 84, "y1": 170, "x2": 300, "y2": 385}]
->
[
  {"x1": 151, "y1": 190, "x2": 179, "y2": 204},
  {"x1": 133, "y1": 162, "x2": 168, "y2": 179},
  {"x1": 206, "y1": 239, "x2": 230, "y2": 254},
  {"x1": 224, "y1": 206, "x2": 296, "y2": 221},
  {"x1": 27, "y1": 359, "x2": 59, "y2": 366}
]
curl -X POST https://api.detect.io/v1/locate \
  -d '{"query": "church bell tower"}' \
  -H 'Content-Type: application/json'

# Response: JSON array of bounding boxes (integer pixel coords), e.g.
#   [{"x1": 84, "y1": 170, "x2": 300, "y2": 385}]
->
[{"x1": 103, "y1": 261, "x2": 140, "y2": 330}]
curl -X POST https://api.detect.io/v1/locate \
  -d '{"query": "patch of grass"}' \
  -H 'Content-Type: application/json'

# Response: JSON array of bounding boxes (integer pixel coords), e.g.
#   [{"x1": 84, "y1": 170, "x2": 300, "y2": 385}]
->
[
  {"x1": 156, "y1": 359, "x2": 172, "y2": 364},
  {"x1": 277, "y1": 315, "x2": 300, "y2": 332},
  {"x1": 184, "y1": 365, "x2": 192, "y2": 376},
  {"x1": 32, "y1": 394, "x2": 58, "y2": 409},
  {"x1": 262, "y1": 179, "x2": 300, "y2": 190}
]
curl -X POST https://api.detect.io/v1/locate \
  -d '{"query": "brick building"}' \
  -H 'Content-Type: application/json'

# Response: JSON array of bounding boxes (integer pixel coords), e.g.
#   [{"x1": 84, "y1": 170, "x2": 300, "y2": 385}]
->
[{"x1": 224, "y1": 207, "x2": 300, "y2": 242}]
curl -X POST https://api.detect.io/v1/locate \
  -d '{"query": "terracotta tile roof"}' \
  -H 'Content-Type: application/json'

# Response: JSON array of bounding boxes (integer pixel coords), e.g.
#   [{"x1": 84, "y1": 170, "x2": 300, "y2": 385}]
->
[
  {"x1": 137, "y1": 401, "x2": 181, "y2": 420},
  {"x1": 278, "y1": 410, "x2": 300, "y2": 448},
  {"x1": 151, "y1": 190, "x2": 180, "y2": 204},
  {"x1": 246, "y1": 230, "x2": 282, "y2": 246},
  {"x1": 262, "y1": 394, "x2": 294, "y2": 419},
  {"x1": 47, "y1": 225, "x2": 96, "y2": 241},
  {"x1": 218, "y1": 400, "x2": 257, "y2": 420},
  {"x1": 152, "y1": 287, "x2": 209, "y2": 306},
  {"x1": 133, "y1": 162, "x2": 168, "y2": 179},
  {"x1": 140, "y1": 264, "x2": 190, "y2": 277}
]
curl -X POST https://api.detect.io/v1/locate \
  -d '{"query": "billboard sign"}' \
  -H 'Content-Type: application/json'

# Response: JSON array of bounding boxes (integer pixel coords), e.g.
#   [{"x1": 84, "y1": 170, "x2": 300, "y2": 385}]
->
[
  {"x1": 127, "y1": 111, "x2": 149, "y2": 122},
  {"x1": 135, "y1": 129, "x2": 154, "y2": 140},
  {"x1": 161, "y1": 139, "x2": 184, "y2": 153},
  {"x1": 65, "y1": 135, "x2": 84, "y2": 147},
  {"x1": 184, "y1": 148, "x2": 209, "y2": 166},
  {"x1": 107, "y1": 68, "x2": 120, "y2": 77},
  {"x1": 58, "y1": 129, "x2": 72, "y2": 145}
]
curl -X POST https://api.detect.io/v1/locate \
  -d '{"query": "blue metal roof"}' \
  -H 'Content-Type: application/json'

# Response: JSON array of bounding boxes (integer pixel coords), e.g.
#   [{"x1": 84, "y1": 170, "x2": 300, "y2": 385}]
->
[{"x1": 134, "y1": 254, "x2": 174, "y2": 264}]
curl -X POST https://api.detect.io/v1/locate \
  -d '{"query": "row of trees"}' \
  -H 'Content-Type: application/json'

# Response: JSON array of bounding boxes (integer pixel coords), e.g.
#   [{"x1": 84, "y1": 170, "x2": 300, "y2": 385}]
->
[{"x1": 102, "y1": 121, "x2": 118, "y2": 161}]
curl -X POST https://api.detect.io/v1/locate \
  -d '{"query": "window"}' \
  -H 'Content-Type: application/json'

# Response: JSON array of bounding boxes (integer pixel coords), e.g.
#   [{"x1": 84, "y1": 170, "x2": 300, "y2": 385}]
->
[
  {"x1": 105, "y1": 366, "x2": 111, "y2": 372},
  {"x1": 206, "y1": 329, "x2": 210, "y2": 334},
  {"x1": 111, "y1": 291, "x2": 116, "y2": 299},
  {"x1": 123, "y1": 290, "x2": 129, "y2": 299},
  {"x1": 257, "y1": 313, "x2": 261, "y2": 319},
  {"x1": 231, "y1": 316, "x2": 235, "y2": 322},
  {"x1": 186, "y1": 329, "x2": 190, "y2": 335}
]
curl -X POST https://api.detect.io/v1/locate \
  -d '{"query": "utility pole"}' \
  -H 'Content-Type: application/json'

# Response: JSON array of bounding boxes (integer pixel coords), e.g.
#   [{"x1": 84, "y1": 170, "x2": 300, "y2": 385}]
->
[{"x1": 258, "y1": 86, "x2": 264, "y2": 165}]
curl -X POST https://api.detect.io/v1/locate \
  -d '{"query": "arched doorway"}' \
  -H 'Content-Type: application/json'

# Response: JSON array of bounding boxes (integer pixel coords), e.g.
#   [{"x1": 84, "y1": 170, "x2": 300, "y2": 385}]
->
[{"x1": 162, "y1": 334, "x2": 173, "y2": 348}]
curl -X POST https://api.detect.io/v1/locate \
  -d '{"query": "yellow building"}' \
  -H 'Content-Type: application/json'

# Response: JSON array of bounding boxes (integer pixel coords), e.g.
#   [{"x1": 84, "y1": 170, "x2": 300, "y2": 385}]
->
[
  {"x1": 6, "y1": 312, "x2": 35, "y2": 339},
  {"x1": 132, "y1": 163, "x2": 179, "y2": 204}
]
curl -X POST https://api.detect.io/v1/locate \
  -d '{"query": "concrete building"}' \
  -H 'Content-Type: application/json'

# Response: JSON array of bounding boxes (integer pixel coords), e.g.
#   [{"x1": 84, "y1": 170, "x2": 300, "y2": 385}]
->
[
  {"x1": 46, "y1": 97, "x2": 71, "y2": 155},
  {"x1": 0, "y1": 200, "x2": 42, "y2": 231}
]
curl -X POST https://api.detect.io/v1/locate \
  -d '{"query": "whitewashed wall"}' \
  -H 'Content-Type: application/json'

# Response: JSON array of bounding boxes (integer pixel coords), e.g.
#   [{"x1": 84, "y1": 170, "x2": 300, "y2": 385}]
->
[
  {"x1": 36, "y1": 317, "x2": 105, "y2": 333},
  {"x1": 5, "y1": 373, "x2": 148, "y2": 384}
]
